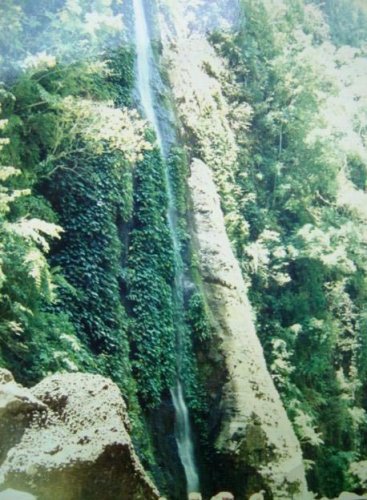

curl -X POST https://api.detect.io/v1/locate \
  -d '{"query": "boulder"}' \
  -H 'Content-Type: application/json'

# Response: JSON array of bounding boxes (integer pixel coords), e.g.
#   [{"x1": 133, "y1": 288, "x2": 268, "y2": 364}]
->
[
  {"x1": 211, "y1": 492, "x2": 234, "y2": 500},
  {"x1": 0, "y1": 369, "x2": 46, "y2": 464},
  {"x1": 0, "y1": 372, "x2": 159, "y2": 500},
  {"x1": 337, "y1": 493, "x2": 367, "y2": 500},
  {"x1": 0, "y1": 489, "x2": 36, "y2": 500}
]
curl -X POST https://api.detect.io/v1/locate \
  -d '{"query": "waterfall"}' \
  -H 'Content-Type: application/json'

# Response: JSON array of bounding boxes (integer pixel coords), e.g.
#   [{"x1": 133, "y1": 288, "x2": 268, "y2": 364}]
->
[
  {"x1": 132, "y1": 0, "x2": 200, "y2": 494},
  {"x1": 132, "y1": 0, "x2": 162, "y2": 148},
  {"x1": 170, "y1": 382, "x2": 200, "y2": 494}
]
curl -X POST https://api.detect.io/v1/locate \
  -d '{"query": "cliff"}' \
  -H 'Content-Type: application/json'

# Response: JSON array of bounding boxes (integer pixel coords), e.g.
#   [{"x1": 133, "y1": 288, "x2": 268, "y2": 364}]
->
[{"x1": 188, "y1": 159, "x2": 310, "y2": 499}]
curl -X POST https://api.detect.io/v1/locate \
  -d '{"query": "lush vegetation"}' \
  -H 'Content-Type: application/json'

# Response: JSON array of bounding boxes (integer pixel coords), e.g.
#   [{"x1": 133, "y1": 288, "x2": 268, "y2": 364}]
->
[
  {"x1": 1, "y1": 0, "x2": 367, "y2": 497},
  {"x1": 127, "y1": 145, "x2": 176, "y2": 406},
  {"x1": 208, "y1": 0, "x2": 367, "y2": 495},
  {"x1": 0, "y1": 0, "x2": 166, "y2": 481},
  {"x1": 0, "y1": 1, "x2": 209, "y2": 494}
]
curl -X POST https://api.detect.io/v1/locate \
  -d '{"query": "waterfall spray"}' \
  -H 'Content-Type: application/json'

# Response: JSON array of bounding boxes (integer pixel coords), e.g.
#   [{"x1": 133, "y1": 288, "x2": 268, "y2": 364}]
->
[{"x1": 132, "y1": 0, "x2": 200, "y2": 494}]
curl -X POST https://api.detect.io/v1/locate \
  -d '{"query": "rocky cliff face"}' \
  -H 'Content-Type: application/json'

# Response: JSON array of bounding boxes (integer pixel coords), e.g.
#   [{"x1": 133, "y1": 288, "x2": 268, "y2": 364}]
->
[
  {"x1": 157, "y1": 1, "x2": 310, "y2": 496},
  {"x1": 158, "y1": 4, "x2": 241, "y2": 214},
  {"x1": 188, "y1": 159, "x2": 310, "y2": 499},
  {"x1": 0, "y1": 370, "x2": 159, "y2": 500}
]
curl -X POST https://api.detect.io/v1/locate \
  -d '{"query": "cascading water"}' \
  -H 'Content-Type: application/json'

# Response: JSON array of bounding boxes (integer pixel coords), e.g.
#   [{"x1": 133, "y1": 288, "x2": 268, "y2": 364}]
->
[
  {"x1": 132, "y1": 0, "x2": 162, "y2": 149},
  {"x1": 132, "y1": 0, "x2": 200, "y2": 494},
  {"x1": 170, "y1": 381, "x2": 200, "y2": 494}
]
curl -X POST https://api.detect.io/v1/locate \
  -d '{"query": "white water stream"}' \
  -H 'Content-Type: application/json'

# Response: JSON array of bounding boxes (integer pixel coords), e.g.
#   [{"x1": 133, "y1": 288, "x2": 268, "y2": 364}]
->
[{"x1": 132, "y1": 0, "x2": 200, "y2": 494}]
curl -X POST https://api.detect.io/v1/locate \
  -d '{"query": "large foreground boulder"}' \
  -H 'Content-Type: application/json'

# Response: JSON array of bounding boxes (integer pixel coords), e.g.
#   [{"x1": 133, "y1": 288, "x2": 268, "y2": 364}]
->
[
  {"x1": 0, "y1": 371, "x2": 159, "y2": 500},
  {"x1": 0, "y1": 489, "x2": 36, "y2": 500}
]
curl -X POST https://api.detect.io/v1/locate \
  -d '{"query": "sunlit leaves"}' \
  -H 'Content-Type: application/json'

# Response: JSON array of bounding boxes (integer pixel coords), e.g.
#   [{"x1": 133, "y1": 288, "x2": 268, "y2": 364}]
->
[
  {"x1": 0, "y1": 116, "x2": 65, "y2": 372},
  {"x1": 58, "y1": 97, "x2": 152, "y2": 162},
  {"x1": 9, "y1": 218, "x2": 62, "y2": 253}
]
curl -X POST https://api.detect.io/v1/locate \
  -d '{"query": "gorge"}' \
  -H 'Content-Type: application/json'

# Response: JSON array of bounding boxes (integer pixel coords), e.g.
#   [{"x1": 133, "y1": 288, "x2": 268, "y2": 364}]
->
[{"x1": 0, "y1": 0, "x2": 367, "y2": 499}]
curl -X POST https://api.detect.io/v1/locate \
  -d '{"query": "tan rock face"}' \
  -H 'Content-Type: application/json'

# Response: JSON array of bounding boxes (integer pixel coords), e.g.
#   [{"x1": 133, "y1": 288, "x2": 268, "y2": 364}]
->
[
  {"x1": 158, "y1": 1, "x2": 242, "y2": 215},
  {"x1": 188, "y1": 493, "x2": 202, "y2": 500},
  {"x1": 337, "y1": 494, "x2": 367, "y2": 500},
  {"x1": 0, "y1": 369, "x2": 47, "y2": 465},
  {"x1": 0, "y1": 372, "x2": 159, "y2": 500},
  {"x1": 211, "y1": 492, "x2": 235, "y2": 500},
  {"x1": 0, "y1": 489, "x2": 36, "y2": 500},
  {"x1": 188, "y1": 159, "x2": 310, "y2": 499}
]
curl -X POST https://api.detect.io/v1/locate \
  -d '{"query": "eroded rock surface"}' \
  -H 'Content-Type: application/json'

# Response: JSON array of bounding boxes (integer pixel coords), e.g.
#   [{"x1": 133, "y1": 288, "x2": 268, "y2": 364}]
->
[
  {"x1": 0, "y1": 489, "x2": 36, "y2": 500},
  {"x1": 0, "y1": 371, "x2": 159, "y2": 500},
  {"x1": 211, "y1": 492, "x2": 234, "y2": 500},
  {"x1": 335, "y1": 494, "x2": 367, "y2": 500},
  {"x1": 189, "y1": 159, "x2": 310, "y2": 499}
]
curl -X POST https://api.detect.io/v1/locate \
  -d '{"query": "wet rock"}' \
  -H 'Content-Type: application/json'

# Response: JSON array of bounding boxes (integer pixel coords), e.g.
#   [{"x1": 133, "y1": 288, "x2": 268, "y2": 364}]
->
[{"x1": 0, "y1": 372, "x2": 159, "y2": 500}]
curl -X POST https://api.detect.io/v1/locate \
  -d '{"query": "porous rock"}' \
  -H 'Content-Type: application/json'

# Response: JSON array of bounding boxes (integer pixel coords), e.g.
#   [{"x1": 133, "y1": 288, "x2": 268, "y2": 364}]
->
[
  {"x1": 0, "y1": 489, "x2": 36, "y2": 500},
  {"x1": 211, "y1": 492, "x2": 234, "y2": 500},
  {"x1": 0, "y1": 369, "x2": 46, "y2": 465},
  {"x1": 0, "y1": 372, "x2": 159, "y2": 500}
]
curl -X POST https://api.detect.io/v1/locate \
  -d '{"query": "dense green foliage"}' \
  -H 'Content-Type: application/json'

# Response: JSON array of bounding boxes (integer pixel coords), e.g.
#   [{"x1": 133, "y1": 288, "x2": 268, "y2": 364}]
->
[
  {"x1": 1, "y1": 0, "x2": 367, "y2": 497},
  {"x1": 0, "y1": 0, "x2": 159, "y2": 477},
  {"x1": 127, "y1": 145, "x2": 176, "y2": 406},
  {"x1": 314, "y1": 0, "x2": 367, "y2": 47},
  {"x1": 0, "y1": 35, "x2": 138, "y2": 380},
  {"x1": 47, "y1": 154, "x2": 133, "y2": 379},
  {"x1": 0, "y1": 117, "x2": 65, "y2": 382},
  {"x1": 0, "y1": 0, "x2": 125, "y2": 81},
  {"x1": 209, "y1": 0, "x2": 367, "y2": 495}
]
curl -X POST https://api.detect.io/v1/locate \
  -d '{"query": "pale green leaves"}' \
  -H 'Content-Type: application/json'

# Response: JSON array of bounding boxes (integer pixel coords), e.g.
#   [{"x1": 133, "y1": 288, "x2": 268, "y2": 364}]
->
[
  {"x1": 9, "y1": 218, "x2": 62, "y2": 253},
  {"x1": 350, "y1": 460, "x2": 367, "y2": 489},
  {"x1": 22, "y1": 52, "x2": 57, "y2": 73},
  {"x1": 297, "y1": 223, "x2": 360, "y2": 274},
  {"x1": 245, "y1": 229, "x2": 291, "y2": 286},
  {"x1": 0, "y1": 112, "x2": 62, "y2": 295},
  {"x1": 293, "y1": 407, "x2": 324, "y2": 447},
  {"x1": 0, "y1": 166, "x2": 30, "y2": 215},
  {"x1": 50, "y1": 97, "x2": 152, "y2": 165}
]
